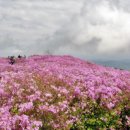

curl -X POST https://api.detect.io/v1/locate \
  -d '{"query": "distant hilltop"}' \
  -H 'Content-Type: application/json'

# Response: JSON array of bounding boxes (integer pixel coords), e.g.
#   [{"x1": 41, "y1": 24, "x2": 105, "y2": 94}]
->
[
  {"x1": 0, "y1": 55, "x2": 128, "y2": 72},
  {"x1": 94, "y1": 60, "x2": 130, "y2": 70}
]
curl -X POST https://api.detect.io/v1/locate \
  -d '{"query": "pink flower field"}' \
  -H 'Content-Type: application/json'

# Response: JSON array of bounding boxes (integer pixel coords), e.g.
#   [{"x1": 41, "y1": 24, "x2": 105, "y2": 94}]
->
[{"x1": 0, "y1": 55, "x2": 130, "y2": 130}]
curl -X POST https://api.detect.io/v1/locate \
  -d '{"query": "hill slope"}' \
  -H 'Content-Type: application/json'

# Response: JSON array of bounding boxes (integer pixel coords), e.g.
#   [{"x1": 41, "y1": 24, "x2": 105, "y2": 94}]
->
[{"x1": 0, "y1": 55, "x2": 130, "y2": 130}]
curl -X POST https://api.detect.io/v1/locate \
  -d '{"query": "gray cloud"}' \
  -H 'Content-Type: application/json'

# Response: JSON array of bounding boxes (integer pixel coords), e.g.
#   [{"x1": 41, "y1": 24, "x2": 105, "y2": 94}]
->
[{"x1": 0, "y1": 0, "x2": 130, "y2": 61}]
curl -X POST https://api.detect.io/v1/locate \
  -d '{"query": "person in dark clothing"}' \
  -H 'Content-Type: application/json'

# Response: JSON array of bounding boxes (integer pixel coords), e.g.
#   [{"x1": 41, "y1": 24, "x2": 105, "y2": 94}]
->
[
  {"x1": 18, "y1": 55, "x2": 22, "y2": 59},
  {"x1": 9, "y1": 56, "x2": 15, "y2": 65}
]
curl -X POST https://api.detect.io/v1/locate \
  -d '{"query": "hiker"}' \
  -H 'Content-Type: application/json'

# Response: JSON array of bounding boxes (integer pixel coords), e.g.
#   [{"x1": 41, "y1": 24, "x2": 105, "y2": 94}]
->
[
  {"x1": 18, "y1": 55, "x2": 22, "y2": 59},
  {"x1": 9, "y1": 56, "x2": 15, "y2": 65}
]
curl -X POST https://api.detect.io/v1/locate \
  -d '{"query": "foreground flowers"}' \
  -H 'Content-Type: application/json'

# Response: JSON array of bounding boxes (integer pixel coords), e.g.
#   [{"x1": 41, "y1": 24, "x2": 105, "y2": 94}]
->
[{"x1": 0, "y1": 55, "x2": 130, "y2": 130}]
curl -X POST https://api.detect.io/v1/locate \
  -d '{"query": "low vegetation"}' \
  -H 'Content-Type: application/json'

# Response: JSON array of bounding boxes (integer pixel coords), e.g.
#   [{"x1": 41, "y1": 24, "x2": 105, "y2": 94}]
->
[{"x1": 0, "y1": 55, "x2": 130, "y2": 130}]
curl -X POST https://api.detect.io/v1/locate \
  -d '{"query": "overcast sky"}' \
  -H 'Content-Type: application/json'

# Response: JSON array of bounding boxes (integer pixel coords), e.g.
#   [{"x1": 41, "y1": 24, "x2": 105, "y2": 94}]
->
[{"x1": 0, "y1": 0, "x2": 130, "y2": 61}]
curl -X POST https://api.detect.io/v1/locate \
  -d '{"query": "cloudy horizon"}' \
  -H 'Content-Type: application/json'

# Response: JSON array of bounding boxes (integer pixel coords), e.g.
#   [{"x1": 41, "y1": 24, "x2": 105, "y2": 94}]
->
[{"x1": 0, "y1": 0, "x2": 130, "y2": 68}]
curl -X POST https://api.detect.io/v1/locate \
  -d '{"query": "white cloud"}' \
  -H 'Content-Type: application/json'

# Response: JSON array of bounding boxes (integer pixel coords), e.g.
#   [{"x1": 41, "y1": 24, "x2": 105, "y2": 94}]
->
[
  {"x1": 88, "y1": 1, "x2": 130, "y2": 54},
  {"x1": 0, "y1": 0, "x2": 130, "y2": 60}
]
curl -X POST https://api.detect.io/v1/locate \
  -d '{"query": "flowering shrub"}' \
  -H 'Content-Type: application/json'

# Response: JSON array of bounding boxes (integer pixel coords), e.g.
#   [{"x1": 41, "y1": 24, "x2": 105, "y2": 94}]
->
[{"x1": 0, "y1": 55, "x2": 130, "y2": 130}]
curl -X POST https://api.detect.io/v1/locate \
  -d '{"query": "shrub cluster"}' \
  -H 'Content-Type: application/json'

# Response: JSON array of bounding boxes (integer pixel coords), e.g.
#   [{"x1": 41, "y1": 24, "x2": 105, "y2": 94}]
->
[{"x1": 0, "y1": 55, "x2": 130, "y2": 130}]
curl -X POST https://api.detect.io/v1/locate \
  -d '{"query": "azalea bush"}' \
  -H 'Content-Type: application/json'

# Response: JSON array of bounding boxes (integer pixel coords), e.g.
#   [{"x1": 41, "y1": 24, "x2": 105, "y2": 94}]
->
[{"x1": 0, "y1": 55, "x2": 130, "y2": 130}]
